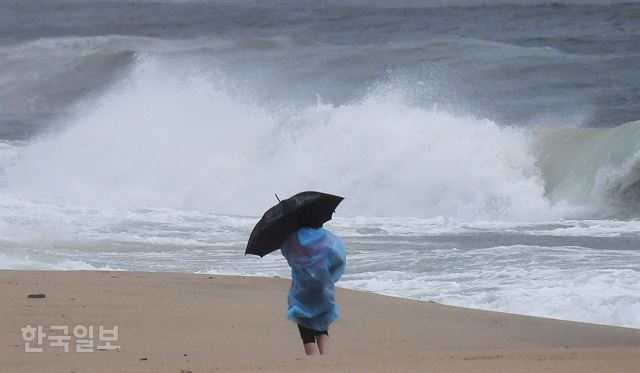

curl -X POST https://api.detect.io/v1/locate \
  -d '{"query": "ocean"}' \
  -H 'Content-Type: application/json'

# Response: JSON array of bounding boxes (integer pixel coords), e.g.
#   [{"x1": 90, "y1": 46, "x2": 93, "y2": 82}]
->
[{"x1": 0, "y1": 0, "x2": 638, "y2": 328}]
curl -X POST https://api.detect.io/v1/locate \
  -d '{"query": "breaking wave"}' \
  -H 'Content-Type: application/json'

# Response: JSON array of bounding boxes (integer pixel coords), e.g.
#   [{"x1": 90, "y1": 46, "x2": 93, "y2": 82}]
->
[
  {"x1": 0, "y1": 57, "x2": 638, "y2": 220},
  {"x1": 534, "y1": 121, "x2": 640, "y2": 215}
]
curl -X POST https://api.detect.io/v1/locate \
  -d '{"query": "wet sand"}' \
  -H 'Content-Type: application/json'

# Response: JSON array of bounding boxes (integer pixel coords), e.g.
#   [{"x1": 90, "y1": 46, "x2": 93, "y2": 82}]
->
[{"x1": 1, "y1": 270, "x2": 638, "y2": 372}]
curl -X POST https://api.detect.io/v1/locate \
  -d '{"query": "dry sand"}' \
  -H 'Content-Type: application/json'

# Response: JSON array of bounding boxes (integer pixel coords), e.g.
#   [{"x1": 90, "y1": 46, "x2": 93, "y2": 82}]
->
[{"x1": 1, "y1": 270, "x2": 638, "y2": 372}]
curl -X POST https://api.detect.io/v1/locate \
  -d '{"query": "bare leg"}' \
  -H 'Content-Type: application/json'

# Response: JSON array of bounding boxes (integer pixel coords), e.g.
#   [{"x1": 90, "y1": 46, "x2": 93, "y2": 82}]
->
[
  {"x1": 303, "y1": 342, "x2": 318, "y2": 356},
  {"x1": 317, "y1": 334, "x2": 329, "y2": 355}
]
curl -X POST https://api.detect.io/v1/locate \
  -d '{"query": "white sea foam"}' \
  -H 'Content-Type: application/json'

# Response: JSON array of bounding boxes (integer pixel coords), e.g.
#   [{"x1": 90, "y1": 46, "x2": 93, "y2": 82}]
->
[
  {"x1": 0, "y1": 252, "x2": 119, "y2": 271},
  {"x1": 338, "y1": 245, "x2": 640, "y2": 328},
  {"x1": 0, "y1": 195, "x2": 638, "y2": 327}
]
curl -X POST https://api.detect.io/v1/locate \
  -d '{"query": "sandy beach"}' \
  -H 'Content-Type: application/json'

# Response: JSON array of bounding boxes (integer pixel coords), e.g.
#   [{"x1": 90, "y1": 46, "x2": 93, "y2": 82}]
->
[{"x1": 1, "y1": 270, "x2": 638, "y2": 372}]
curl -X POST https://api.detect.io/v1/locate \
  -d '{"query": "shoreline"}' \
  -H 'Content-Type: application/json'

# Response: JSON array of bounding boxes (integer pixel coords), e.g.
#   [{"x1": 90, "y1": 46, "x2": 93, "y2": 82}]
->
[
  {"x1": 3, "y1": 267, "x2": 636, "y2": 330},
  {"x1": 1, "y1": 270, "x2": 639, "y2": 372}
]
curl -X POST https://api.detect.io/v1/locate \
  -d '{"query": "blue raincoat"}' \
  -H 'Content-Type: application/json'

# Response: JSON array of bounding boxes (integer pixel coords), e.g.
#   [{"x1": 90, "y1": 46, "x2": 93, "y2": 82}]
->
[{"x1": 280, "y1": 227, "x2": 346, "y2": 331}]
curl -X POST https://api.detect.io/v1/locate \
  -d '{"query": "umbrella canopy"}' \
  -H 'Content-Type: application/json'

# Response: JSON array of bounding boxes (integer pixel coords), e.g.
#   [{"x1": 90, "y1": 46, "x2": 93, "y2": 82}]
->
[{"x1": 245, "y1": 191, "x2": 344, "y2": 257}]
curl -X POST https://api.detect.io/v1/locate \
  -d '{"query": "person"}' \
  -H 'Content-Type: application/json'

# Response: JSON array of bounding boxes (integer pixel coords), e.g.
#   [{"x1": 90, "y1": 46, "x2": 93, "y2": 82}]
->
[{"x1": 280, "y1": 212, "x2": 346, "y2": 356}]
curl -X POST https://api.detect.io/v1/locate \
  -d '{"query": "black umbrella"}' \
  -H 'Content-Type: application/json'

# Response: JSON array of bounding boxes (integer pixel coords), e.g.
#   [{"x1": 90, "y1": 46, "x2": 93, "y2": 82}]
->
[{"x1": 245, "y1": 191, "x2": 344, "y2": 257}]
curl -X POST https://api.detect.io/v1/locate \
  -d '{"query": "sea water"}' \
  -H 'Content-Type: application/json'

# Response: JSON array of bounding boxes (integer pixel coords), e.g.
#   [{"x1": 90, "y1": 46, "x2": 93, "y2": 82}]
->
[{"x1": 0, "y1": 0, "x2": 638, "y2": 328}]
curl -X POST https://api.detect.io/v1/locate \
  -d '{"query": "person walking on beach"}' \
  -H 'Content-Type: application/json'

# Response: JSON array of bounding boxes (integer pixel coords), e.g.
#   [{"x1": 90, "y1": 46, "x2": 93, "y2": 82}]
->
[{"x1": 280, "y1": 210, "x2": 346, "y2": 356}]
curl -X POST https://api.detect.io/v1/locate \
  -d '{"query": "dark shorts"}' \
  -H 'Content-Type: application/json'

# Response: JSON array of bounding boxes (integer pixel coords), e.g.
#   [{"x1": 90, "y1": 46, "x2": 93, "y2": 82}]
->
[{"x1": 297, "y1": 324, "x2": 328, "y2": 344}]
